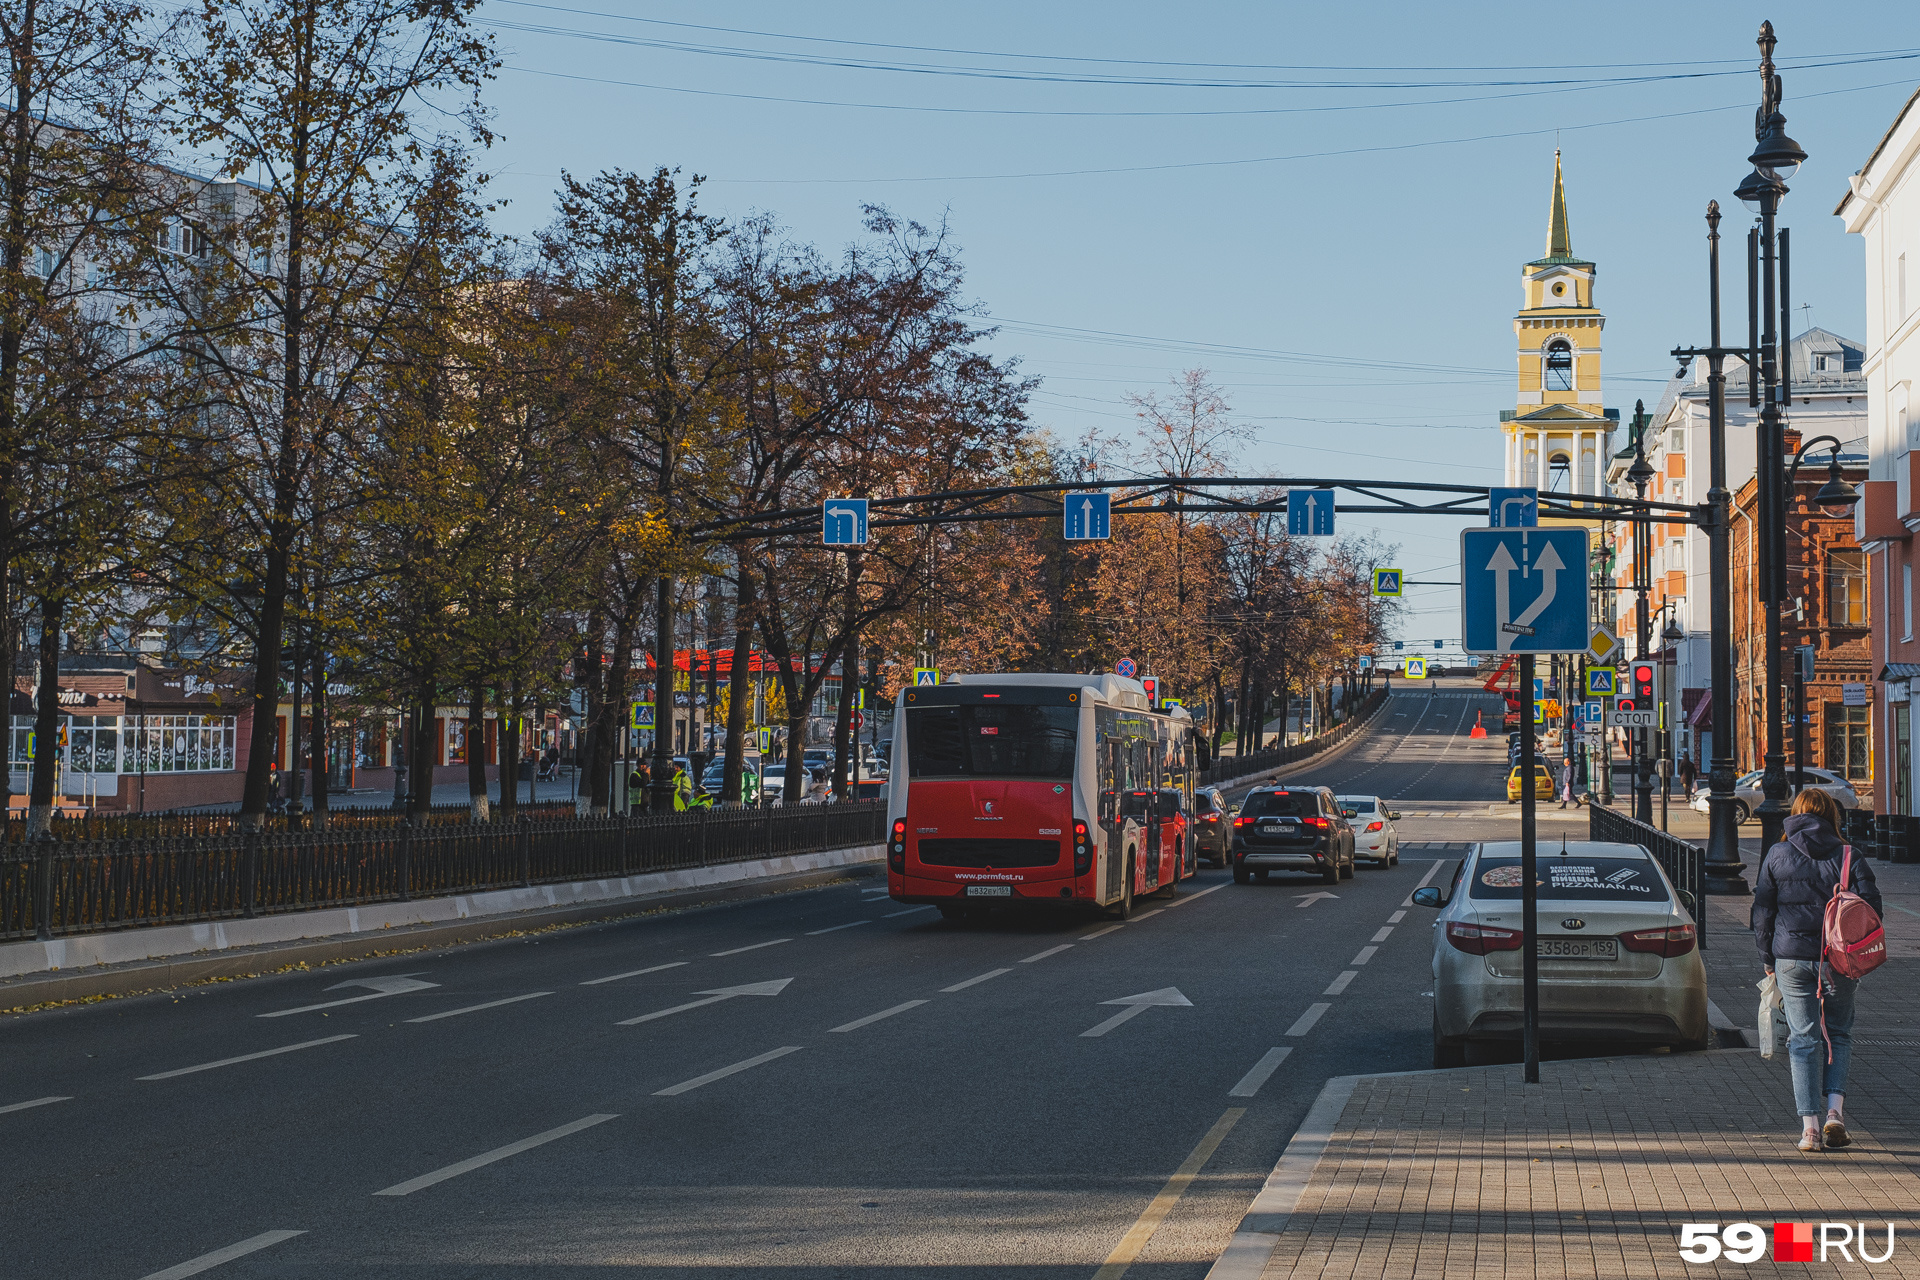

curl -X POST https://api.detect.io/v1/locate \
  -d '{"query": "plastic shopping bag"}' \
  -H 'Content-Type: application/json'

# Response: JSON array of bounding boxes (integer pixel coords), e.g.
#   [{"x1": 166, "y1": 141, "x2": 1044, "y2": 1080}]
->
[{"x1": 1757, "y1": 973, "x2": 1786, "y2": 1059}]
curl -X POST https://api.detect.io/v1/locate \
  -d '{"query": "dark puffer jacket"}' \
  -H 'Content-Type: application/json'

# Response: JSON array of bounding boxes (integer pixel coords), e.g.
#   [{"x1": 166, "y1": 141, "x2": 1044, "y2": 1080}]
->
[{"x1": 1752, "y1": 813, "x2": 1883, "y2": 968}]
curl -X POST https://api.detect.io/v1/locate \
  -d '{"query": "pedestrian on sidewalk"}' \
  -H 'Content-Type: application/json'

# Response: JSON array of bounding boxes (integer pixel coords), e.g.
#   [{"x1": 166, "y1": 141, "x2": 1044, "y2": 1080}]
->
[
  {"x1": 1677, "y1": 750, "x2": 1698, "y2": 795},
  {"x1": 1752, "y1": 788, "x2": 1884, "y2": 1152}
]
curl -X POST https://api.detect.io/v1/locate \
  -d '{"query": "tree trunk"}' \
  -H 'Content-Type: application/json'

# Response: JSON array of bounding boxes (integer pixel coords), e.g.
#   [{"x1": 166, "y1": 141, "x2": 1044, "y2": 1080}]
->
[
  {"x1": 466, "y1": 682, "x2": 489, "y2": 822},
  {"x1": 578, "y1": 611, "x2": 605, "y2": 816},
  {"x1": 499, "y1": 678, "x2": 521, "y2": 820},
  {"x1": 25, "y1": 592, "x2": 64, "y2": 839},
  {"x1": 409, "y1": 683, "x2": 436, "y2": 823},
  {"x1": 833, "y1": 627, "x2": 857, "y2": 801},
  {"x1": 309, "y1": 632, "x2": 329, "y2": 829},
  {"x1": 721, "y1": 568, "x2": 755, "y2": 806}
]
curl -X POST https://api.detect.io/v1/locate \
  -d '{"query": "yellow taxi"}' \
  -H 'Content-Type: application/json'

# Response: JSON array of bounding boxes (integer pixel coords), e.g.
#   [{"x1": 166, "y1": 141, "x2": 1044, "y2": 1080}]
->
[{"x1": 1507, "y1": 763, "x2": 1554, "y2": 802}]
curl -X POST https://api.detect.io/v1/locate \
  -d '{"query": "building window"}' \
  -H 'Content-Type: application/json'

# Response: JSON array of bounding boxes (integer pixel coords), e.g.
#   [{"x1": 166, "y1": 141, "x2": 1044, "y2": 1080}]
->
[
  {"x1": 1829, "y1": 549, "x2": 1867, "y2": 627},
  {"x1": 1906, "y1": 563, "x2": 1914, "y2": 641},
  {"x1": 1825, "y1": 704, "x2": 1871, "y2": 781},
  {"x1": 121, "y1": 714, "x2": 238, "y2": 772},
  {"x1": 1545, "y1": 340, "x2": 1573, "y2": 391}
]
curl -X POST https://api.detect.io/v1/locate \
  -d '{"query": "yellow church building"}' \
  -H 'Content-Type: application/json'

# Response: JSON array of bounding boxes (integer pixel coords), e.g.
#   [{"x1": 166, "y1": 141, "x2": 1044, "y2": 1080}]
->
[{"x1": 1500, "y1": 152, "x2": 1618, "y2": 496}]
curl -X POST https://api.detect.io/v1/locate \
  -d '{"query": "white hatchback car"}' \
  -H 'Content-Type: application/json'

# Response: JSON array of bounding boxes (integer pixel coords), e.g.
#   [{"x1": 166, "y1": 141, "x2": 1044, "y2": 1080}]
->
[
  {"x1": 1336, "y1": 795, "x2": 1400, "y2": 866},
  {"x1": 1688, "y1": 768, "x2": 1860, "y2": 824},
  {"x1": 1413, "y1": 840, "x2": 1709, "y2": 1065}
]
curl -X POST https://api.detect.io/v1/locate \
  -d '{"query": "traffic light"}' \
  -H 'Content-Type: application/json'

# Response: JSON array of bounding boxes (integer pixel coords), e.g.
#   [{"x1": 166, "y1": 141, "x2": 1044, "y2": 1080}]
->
[
  {"x1": 1141, "y1": 675, "x2": 1159, "y2": 707},
  {"x1": 1616, "y1": 698, "x2": 1636, "y2": 713},
  {"x1": 1632, "y1": 662, "x2": 1655, "y2": 701}
]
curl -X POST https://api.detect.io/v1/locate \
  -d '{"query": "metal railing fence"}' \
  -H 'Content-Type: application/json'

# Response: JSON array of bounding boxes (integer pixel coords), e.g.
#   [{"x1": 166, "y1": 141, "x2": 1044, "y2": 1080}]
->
[
  {"x1": 1198, "y1": 689, "x2": 1390, "y2": 788},
  {"x1": 0, "y1": 802, "x2": 885, "y2": 943},
  {"x1": 1588, "y1": 803, "x2": 1708, "y2": 947},
  {"x1": 0, "y1": 802, "x2": 583, "y2": 844}
]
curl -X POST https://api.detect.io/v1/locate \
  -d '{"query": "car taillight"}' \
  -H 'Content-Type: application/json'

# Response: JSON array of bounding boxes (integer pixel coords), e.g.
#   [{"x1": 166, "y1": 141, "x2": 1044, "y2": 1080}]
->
[
  {"x1": 1302, "y1": 816, "x2": 1327, "y2": 828},
  {"x1": 1073, "y1": 820, "x2": 1092, "y2": 875},
  {"x1": 1234, "y1": 816, "x2": 1251, "y2": 827},
  {"x1": 1620, "y1": 923, "x2": 1696, "y2": 957},
  {"x1": 1365, "y1": 821, "x2": 1384, "y2": 832},
  {"x1": 889, "y1": 819, "x2": 906, "y2": 872},
  {"x1": 1445, "y1": 921, "x2": 1525, "y2": 955}
]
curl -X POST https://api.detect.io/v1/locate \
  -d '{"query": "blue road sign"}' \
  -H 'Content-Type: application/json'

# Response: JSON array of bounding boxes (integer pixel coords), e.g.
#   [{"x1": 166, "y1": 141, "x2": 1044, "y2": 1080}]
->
[
  {"x1": 1393, "y1": 641, "x2": 1405, "y2": 651},
  {"x1": 1115, "y1": 657, "x2": 1138, "y2": 679},
  {"x1": 1581, "y1": 701, "x2": 1604, "y2": 725},
  {"x1": 1405, "y1": 657, "x2": 1427, "y2": 679},
  {"x1": 913, "y1": 667, "x2": 940, "y2": 686},
  {"x1": 1287, "y1": 488, "x2": 1336, "y2": 536},
  {"x1": 1585, "y1": 667, "x2": 1617, "y2": 697},
  {"x1": 1489, "y1": 487, "x2": 1539, "y2": 528},
  {"x1": 1064, "y1": 492, "x2": 1111, "y2": 540},
  {"x1": 1358, "y1": 656, "x2": 1373, "y2": 669},
  {"x1": 822, "y1": 498, "x2": 869, "y2": 546},
  {"x1": 1534, "y1": 677, "x2": 1544, "y2": 701},
  {"x1": 1372, "y1": 568, "x2": 1403, "y2": 597},
  {"x1": 1459, "y1": 527, "x2": 1591, "y2": 655}
]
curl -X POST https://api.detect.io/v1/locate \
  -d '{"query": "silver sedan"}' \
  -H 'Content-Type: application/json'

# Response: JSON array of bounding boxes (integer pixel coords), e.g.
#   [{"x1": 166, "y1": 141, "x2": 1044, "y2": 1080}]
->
[
  {"x1": 1688, "y1": 767, "x2": 1860, "y2": 824},
  {"x1": 1336, "y1": 794, "x2": 1400, "y2": 866},
  {"x1": 1413, "y1": 840, "x2": 1709, "y2": 1065}
]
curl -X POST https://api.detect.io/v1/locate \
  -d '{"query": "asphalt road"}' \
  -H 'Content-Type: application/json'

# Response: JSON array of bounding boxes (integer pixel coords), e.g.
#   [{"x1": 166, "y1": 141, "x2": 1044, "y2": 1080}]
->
[{"x1": 7, "y1": 688, "x2": 1518, "y2": 1280}]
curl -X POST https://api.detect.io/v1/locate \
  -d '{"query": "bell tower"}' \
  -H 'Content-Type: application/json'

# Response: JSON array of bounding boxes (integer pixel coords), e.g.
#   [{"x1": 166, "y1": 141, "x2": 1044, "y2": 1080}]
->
[{"x1": 1501, "y1": 152, "x2": 1617, "y2": 495}]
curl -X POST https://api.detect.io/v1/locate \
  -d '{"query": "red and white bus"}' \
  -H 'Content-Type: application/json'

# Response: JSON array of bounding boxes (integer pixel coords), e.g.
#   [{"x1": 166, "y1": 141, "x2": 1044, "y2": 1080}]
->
[{"x1": 885, "y1": 672, "x2": 1197, "y2": 920}]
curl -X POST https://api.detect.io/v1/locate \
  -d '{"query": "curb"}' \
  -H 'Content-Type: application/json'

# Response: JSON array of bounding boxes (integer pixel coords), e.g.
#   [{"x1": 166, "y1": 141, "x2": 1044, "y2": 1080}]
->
[
  {"x1": 1204, "y1": 1072, "x2": 1361, "y2": 1279},
  {"x1": 1, "y1": 849, "x2": 883, "y2": 1012}
]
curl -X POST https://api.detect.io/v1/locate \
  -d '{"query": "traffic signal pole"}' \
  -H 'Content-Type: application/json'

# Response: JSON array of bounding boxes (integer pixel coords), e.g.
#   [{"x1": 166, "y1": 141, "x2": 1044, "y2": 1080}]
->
[{"x1": 1519, "y1": 653, "x2": 1541, "y2": 1084}]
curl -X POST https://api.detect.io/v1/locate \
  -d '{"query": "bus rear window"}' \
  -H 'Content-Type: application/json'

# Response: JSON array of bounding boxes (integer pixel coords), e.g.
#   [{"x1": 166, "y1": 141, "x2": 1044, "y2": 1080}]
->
[{"x1": 906, "y1": 705, "x2": 1078, "y2": 779}]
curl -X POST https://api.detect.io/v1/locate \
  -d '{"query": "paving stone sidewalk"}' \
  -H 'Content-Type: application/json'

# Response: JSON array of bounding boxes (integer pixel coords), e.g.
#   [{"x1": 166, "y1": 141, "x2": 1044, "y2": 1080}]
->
[{"x1": 1246, "y1": 857, "x2": 1920, "y2": 1279}]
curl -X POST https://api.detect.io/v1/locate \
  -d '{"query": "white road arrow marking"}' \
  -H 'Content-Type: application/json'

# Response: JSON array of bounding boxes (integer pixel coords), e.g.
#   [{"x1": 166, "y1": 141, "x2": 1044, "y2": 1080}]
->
[
  {"x1": 616, "y1": 978, "x2": 792, "y2": 1026},
  {"x1": 259, "y1": 974, "x2": 440, "y2": 1018},
  {"x1": 1511, "y1": 539, "x2": 1565, "y2": 632},
  {"x1": 1293, "y1": 892, "x2": 1340, "y2": 908},
  {"x1": 1485, "y1": 540, "x2": 1520, "y2": 652},
  {"x1": 1081, "y1": 987, "x2": 1192, "y2": 1038}
]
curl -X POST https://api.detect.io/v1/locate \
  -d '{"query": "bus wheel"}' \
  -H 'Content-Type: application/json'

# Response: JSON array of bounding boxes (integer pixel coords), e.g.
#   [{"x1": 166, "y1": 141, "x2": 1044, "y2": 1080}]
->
[
  {"x1": 937, "y1": 904, "x2": 968, "y2": 923},
  {"x1": 1110, "y1": 854, "x2": 1136, "y2": 920}
]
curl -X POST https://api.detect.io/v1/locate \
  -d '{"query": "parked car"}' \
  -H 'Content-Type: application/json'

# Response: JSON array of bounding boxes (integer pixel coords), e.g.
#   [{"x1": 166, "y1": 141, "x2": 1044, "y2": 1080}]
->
[
  {"x1": 1506, "y1": 763, "x2": 1554, "y2": 802},
  {"x1": 1192, "y1": 786, "x2": 1232, "y2": 866},
  {"x1": 1414, "y1": 840, "x2": 1709, "y2": 1064},
  {"x1": 1230, "y1": 785, "x2": 1355, "y2": 885},
  {"x1": 801, "y1": 748, "x2": 835, "y2": 780},
  {"x1": 1688, "y1": 767, "x2": 1860, "y2": 824},
  {"x1": 1336, "y1": 794, "x2": 1400, "y2": 866}
]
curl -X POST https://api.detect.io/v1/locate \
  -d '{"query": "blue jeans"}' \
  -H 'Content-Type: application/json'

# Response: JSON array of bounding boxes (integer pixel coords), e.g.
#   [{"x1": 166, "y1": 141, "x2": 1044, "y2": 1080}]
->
[{"x1": 1774, "y1": 958, "x2": 1857, "y2": 1118}]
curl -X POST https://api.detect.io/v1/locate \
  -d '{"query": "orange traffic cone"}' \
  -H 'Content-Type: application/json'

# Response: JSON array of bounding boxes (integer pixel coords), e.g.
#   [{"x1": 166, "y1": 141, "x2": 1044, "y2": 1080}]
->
[{"x1": 1468, "y1": 710, "x2": 1487, "y2": 738}]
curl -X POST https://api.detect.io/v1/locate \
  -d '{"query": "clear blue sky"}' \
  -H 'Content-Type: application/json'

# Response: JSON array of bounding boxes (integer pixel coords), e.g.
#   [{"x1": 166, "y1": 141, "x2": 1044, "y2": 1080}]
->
[{"x1": 471, "y1": 1, "x2": 1919, "y2": 650}]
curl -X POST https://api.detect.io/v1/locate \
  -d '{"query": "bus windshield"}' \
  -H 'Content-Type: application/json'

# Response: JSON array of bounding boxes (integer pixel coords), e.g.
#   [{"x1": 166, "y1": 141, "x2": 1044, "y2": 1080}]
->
[{"x1": 905, "y1": 704, "x2": 1077, "y2": 779}]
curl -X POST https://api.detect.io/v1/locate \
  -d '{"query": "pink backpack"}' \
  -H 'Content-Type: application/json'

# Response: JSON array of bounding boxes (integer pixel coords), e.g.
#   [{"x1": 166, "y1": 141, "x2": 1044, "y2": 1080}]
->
[{"x1": 1824, "y1": 846, "x2": 1886, "y2": 979}]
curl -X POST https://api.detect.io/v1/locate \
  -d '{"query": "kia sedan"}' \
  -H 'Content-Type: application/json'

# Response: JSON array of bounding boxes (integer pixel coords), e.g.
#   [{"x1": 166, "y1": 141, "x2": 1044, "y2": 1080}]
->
[
  {"x1": 1336, "y1": 794, "x2": 1400, "y2": 866},
  {"x1": 1688, "y1": 767, "x2": 1860, "y2": 824},
  {"x1": 1414, "y1": 840, "x2": 1709, "y2": 1065}
]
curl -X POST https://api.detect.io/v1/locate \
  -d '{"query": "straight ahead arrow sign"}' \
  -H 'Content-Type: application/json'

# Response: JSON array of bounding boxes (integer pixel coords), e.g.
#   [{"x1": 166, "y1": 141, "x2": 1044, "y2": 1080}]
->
[
  {"x1": 1080, "y1": 987, "x2": 1192, "y2": 1038},
  {"x1": 259, "y1": 974, "x2": 440, "y2": 1018},
  {"x1": 1293, "y1": 892, "x2": 1340, "y2": 908},
  {"x1": 617, "y1": 978, "x2": 793, "y2": 1026}
]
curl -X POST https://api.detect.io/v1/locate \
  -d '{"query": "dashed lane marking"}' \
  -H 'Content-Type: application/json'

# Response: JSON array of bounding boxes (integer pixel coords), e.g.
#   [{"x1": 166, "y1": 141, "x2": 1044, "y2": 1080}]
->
[
  {"x1": 138, "y1": 1035, "x2": 358, "y2": 1081},
  {"x1": 828, "y1": 1000, "x2": 928, "y2": 1033},
  {"x1": 404, "y1": 992, "x2": 552, "y2": 1023},
  {"x1": 1021, "y1": 944, "x2": 1074, "y2": 963},
  {"x1": 941, "y1": 968, "x2": 1011, "y2": 993},
  {"x1": 1080, "y1": 924, "x2": 1124, "y2": 940},
  {"x1": 1370, "y1": 927, "x2": 1394, "y2": 943},
  {"x1": 1350, "y1": 946, "x2": 1378, "y2": 966},
  {"x1": 653, "y1": 1046, "x2": 803, "y2": 1097},
  {"x1": 137, "y1": 1229, "x2": 307, "y2": 1280},
  {"x1": 373, "y1": 1114, "x2": 619, "y2": 1195},
  {"x1": 805, "y1": 920, "x2": 872, "y2": 935},
  {"x1": 580, "y1": 961, "x2": 689, "y2": 986},
  {"x1": 709, "y1": 939, "x2": 792, "y2": 957},
  {"x1": 1129, "y1": 908, "x2": 1165, "y2": 921},
  {"x1": 884, "y1": 906, "x2": 935, "y2": 918},
  {"x1": 1387, "y1": 910, "x2": 1407, "y2": 924},
  {"x1": 0, "y1": 1096, "x2": 70, "y2": 1116},
  {"x1": 1284, "y1": 1004, "x2": 1330, "y2": 1037},
  {"x1": 1163, "y1": 882, "x2": 1227, "y2": 909},
  {"x1": 1323, "y1": 971, "x2": 1357, "y2": 996},
  {"x1": 1228, "y1": 1048, "x2": 1292, "y2": 1098}
]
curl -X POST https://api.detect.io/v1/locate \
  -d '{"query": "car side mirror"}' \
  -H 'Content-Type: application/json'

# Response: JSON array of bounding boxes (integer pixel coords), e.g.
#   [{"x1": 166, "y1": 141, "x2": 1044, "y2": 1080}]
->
[
  {"x1": 1676, "y1": 889, "x2": 1697, "y2": 915},
  {"x1": 1410, "y1": 886, "x2": 1446, "y2": 909},
  {"x1": 1388, "y1": 812, "x2": 1401, "y2": 821}
]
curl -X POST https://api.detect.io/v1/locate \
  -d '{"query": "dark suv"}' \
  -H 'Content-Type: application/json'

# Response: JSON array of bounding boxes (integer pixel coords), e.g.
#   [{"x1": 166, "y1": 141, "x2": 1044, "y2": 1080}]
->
[{"x1": 1231, "y1": 785, "x2": 1355, "y2": 885}]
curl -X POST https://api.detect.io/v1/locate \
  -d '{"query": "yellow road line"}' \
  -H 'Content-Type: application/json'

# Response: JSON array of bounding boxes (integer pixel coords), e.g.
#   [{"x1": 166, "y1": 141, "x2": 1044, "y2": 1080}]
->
[{"x1": 1093, "y1": 1106, "x2": 1246, "y2": 1279}]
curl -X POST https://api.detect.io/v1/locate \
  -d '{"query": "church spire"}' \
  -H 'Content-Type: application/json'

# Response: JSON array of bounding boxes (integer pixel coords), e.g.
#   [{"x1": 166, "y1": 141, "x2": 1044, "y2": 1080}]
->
[{"x1": 1546, "y1": 150, "x2": 1572, "y2": 260}]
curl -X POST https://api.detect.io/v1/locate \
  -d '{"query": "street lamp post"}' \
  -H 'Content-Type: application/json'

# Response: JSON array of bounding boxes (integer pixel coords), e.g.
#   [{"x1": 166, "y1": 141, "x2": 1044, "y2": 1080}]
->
[
  {"x1": 1736, "y1": 21, "x2": 1809, "y2": 857},
  {"x1": 1785, "y1": 435, "x2": 1863, "y2": 800},
  {"x1": 1627, "y1": 404, "x2": 1656, "y2": 825}
]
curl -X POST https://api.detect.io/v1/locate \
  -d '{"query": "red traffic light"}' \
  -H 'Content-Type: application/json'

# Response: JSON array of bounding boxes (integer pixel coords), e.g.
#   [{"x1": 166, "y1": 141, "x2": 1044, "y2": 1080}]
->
[
  {"x1": 1632, "y1": 663, "x2": 1655, "y2": 700},
  {"x1": 1141, "y1": 675, "x2": 1158, "y2": 705}
]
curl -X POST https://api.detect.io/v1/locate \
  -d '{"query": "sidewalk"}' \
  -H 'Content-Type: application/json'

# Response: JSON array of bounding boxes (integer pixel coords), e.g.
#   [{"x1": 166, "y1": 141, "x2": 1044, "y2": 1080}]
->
[{"x1": 1215, "y1": 858, "x2": 1920, "y2": 1278}]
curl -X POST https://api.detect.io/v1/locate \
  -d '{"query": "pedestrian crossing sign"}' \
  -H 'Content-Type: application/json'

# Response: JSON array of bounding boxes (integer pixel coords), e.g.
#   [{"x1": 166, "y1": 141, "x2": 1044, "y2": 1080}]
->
[
  {"x1": 1404, "y1": 657, "x2": 1427, "y2": 679},
  {"x1": 1585, "y1": 667, "x2": 1617, "y2": 698},
  {"x1": 757, "y1": 728, "x2": 771, "y2": 751},
  {"x1": 1372, "y1": 569, "x2": 1403, "y2": 597},
  {"x1": 913, "y1": 667, "x2": 940, "y2": 686},
  {"x1": 631, "y1": 701, "x2": 654, "y2": 728}
]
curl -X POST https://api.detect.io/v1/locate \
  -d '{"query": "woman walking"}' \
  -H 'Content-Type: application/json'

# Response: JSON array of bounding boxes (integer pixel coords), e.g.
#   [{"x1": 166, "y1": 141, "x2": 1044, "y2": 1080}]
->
[{"x1": 1751, "y1": 789, "x2": 1883, "y2": 1151}]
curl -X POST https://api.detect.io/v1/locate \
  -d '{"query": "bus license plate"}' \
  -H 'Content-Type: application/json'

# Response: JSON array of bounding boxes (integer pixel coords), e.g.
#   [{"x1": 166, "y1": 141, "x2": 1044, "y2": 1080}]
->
[
  {"x1": 966, "y1": 885, "x2": 1013, "y2": 897},
  {"x1": 1536, "y1": 938, "x2": 1618, "y2": 960}
]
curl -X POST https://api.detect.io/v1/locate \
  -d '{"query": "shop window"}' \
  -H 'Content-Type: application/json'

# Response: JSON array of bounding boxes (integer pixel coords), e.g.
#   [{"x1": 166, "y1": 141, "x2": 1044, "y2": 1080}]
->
[
  {"x1": 1825, "y1": 704, "x2": 1871, "y2": 782},
  {"x1": 121, "y1": 715, "x2": 238, "y2": 772}
]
